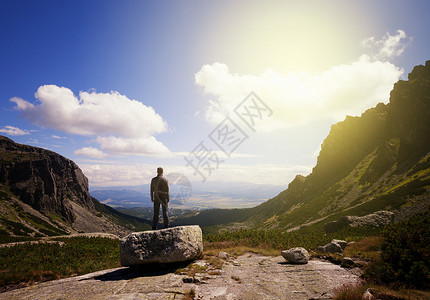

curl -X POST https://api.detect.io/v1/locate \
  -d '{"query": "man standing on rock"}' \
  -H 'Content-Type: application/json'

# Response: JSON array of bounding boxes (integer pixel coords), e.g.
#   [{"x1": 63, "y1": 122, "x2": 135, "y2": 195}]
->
[{"x1": 150, "y1": 167, "x2": 170, "y2": 230}]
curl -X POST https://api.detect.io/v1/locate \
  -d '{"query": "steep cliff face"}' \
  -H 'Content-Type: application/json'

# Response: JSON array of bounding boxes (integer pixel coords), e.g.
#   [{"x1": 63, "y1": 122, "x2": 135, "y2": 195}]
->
[
  {"x1": 0, "y1": 136, "x2": 94, "y2": 223},
  {"x1": 0, "y1": 136, "x2": 151, "y2": 237},
  {"x1": 388, "y1": 60, "x2": 430, "y2": 164},
  {"x1": 306, "y1": 102, "x2": 389, "y2": 196}
]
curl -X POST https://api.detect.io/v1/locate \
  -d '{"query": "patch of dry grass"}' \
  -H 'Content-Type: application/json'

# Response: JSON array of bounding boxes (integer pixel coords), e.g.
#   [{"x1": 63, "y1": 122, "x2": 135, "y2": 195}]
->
[
  {"x1": 183, "y1": 288, "x2": 196, "y2": 300},
  {"x1": 333, "y1": 282, "x2": 368, "y2": 300},
  {"x1": 333, "y1": 282, "x2": 430, "y2": 300},
  {"x1": 343, "y1": 236, "x2": 383, "y2": 261}
]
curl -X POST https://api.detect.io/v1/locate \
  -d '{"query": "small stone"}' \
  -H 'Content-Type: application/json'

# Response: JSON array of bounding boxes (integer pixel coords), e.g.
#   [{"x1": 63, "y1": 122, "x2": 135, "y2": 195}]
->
[
  {"x1": 193, "y1": 260, "x2": 208, "y2": 267},
  {"x1": 362, "y1": 288, "x2": 376, "y2": 300},
  {"x1": 281, "y1": 247, "x2": 310, "y2": 264},
  {"x1": 318, "y1": 241, "x2": 343, "y2": 253},
  {"x1": 341, "y1": 257, "x2": 355, "y2": 268},
  {"x1": 218, "y1": 251, "x2": 230, "y2": 259},
  {"x1": 331, "y1": 239, "x2": 347, "y2": 250}
]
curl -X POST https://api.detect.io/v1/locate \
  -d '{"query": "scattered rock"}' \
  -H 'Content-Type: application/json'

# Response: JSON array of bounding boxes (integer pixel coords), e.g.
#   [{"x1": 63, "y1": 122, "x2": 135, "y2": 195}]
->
[
  {"x1": 324, "y1": 211, "x2": 394, "y2": 233},
  {"x1": 218, "y1": 251, "x2": 230, "y2": 259},
  {"x1": 281, "y1": 247, "x2": 310, "y2": 264},
  {"x1": 332, "y1": 239, "x2": 347, "y2": 250},
  {"x1": 192, "y1": 260, "x2": 208, "y2": 267},
  {"x1": 341, "y1": 257, "x2": 355, "y2": 268},
  {"x1": 318, "y1": 239, "x2": 346, "y2": 253},
  {"x1": 362, "y1": 288, "x2": 376, "y2": 300},
  {"x1": 120, "y1": 225, "x2": 203, "y2": 266}
]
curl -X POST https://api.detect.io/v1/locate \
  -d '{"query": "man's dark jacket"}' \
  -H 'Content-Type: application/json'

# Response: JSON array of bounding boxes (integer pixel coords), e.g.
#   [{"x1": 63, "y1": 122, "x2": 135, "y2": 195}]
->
[{"x1": 151, "y1": 175, "x2": 169, "y2": 202}]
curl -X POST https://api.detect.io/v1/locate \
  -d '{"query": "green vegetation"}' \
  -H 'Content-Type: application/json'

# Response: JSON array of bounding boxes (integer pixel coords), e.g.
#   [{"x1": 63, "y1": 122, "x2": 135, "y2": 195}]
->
[
  {"x1": 0, "y1": 217, "x2": 33, "y2": 236},
  {"x1": 204, "y1": 226, "x2": 383, "y2": 252},
  {"x1": 363, "y1": 212, "x2": 430, "y2": 289},
  {"x1": 0, "y1": 237, "x2": 120, "y2": 288}
]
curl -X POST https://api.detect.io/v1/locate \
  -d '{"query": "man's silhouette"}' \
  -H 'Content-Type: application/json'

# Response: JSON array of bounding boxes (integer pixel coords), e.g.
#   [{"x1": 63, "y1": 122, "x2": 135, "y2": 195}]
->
[{"x1": 150, "y1": 167, "x2": 169, "y2": 230}]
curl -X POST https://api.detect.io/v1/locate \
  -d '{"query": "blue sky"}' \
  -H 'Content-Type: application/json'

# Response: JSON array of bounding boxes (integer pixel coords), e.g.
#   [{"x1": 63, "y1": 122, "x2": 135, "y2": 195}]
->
[{"x1": 1, "y1": 0, "x2": 430, "y2": 189}]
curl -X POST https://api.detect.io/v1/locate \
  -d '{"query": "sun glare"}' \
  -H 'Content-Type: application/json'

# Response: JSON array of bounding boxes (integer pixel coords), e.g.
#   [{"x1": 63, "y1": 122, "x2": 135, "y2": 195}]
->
[{"x1": 205, "y1": 3, "x2": 362, "y2": 74}]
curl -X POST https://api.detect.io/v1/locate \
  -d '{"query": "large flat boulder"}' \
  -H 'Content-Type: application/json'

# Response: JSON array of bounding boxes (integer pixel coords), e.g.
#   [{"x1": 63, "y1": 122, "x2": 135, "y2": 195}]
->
[
  {"x1": 120, "y1": 225, "x2": 203, "y2": 266},
  {"x1": 281, "y1": 247, "x2": 310, "y2": 264}
]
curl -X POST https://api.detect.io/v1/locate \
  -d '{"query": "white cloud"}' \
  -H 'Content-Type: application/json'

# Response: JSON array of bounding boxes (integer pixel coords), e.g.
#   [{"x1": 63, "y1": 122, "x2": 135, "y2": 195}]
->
[
  {"x1": 0, "y1": 125, "x2": 30, "y2": 136},
  {"x1": 74, "y1": 147, "x2": 108, "y2": 159},
  {"x1": 11, "y1": 85, "x2": 170, "y2": 156},
  {"x1": 97, "y1": 136, "x2": 170, "y2": 155},
  {"x1": 51, "y1": 135, "x2": 66, "y2": 139},
  {"x1": 195, "y1": 56, "x2": 403, "y2": 132},
  {"x1": 361, "y1": 29, "x2": 409, "y2": 60}
]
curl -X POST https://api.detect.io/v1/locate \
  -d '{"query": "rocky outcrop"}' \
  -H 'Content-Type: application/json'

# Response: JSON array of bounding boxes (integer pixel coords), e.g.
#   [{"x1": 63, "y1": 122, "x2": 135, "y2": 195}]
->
[
  {"x1": 0, "y1": 136, "x2": 94, "y2": 223},
  {"x1": 120, "y1": 226, "x2": 203, "y2": 266},
  {"x1": 281, "y1": 247, "x2": 310, "y2": 264},
  {"x1": 324, "y1": 211, "x2": 394, "y2": 233}
]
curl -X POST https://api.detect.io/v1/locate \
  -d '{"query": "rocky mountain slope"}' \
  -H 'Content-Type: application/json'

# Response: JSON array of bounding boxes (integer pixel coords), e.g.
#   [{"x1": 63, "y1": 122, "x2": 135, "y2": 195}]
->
[
  {"x1": 0, "y1": 136, "x2": 150, "y2": 238},
  {"x1": 176, "y1": 60, "x2": 430, "y2": 232}
]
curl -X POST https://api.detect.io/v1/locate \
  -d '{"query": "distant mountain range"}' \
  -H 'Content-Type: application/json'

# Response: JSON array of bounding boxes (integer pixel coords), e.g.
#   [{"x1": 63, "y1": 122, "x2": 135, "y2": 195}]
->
[
  {"x1": 174, "y1": 60, "x2": 430, "y2": 231},
  {"x1": 90, "y1": 181, "x2": 284, "y2": 209}
]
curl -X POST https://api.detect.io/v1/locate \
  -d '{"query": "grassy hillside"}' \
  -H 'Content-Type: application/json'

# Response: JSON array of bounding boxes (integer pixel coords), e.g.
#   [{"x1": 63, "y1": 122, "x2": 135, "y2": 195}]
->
[{"x1": 0, "y1": 184, "x2": 150, "y2": 243}]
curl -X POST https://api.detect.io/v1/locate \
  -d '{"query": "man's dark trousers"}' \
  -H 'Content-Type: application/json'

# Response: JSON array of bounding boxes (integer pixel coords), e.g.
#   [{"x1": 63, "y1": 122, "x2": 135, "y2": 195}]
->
[{"x1": 152, "y1": 197, "x2": 169, "y2": 229}]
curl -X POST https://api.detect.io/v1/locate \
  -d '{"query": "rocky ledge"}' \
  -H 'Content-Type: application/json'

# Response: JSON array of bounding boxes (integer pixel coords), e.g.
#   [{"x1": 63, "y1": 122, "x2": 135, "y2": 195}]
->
[{"x1": 0, "y1": 252, "x2": 360, "y2": 299}]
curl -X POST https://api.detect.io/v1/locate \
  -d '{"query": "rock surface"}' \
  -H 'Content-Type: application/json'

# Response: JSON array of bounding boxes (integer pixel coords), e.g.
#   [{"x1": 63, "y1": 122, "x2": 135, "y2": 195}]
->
[
  {"x1": 324, "y1": 211, "x2": 394, "y2": 233},
  {"x1": 341, "y1": 257, "x2": 355, "y2": 268},
  {"x1": 281, "y1": 247, "x2": 310, "y2": 264},
  {"x1": 318, "y1": 239, "x2": 347, "y2": 253},
  {"x1": 120, "y1": 226, "x2": 203, "y2": 266},
  {"x1": 0, "y1": 135, "x2": 93, "y2": 223},
  {"x1": 0, "y1": 253, "x2": 360, "y2": 300}
]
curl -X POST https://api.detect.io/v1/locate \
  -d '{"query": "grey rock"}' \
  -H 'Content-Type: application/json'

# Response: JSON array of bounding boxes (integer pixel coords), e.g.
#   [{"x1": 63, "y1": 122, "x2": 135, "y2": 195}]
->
[
  {"x1": 120, "y1": 225, "x2": 203, "y2": 266},
  {"x1": 281, "y1": 247, "x2": 310, "y2": 264},
  {"x1": 218, "y1": 251, "x2": 230, "y2": 259},
  {"x1": 332, "y1": 239, "x2": 347, "y2": 250},
  {"x1": 324, "y1": 211, "x2": 394, "y2": 233},
  {"x1": 318, "y1": 240, "x2": 345, "y2": 253},
  {"x1": 362, "y1": 288, "x2": 376, "y2": 300},
  {"x1": 341, "y1": 257, "x2": 355, "y2": 268}
]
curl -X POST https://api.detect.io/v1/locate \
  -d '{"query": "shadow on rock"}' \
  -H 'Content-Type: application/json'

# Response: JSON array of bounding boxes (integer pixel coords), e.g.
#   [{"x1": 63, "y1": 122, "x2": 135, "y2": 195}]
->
[{"x1": 90, "y1": 261, "x2": 191, "y2": 282}]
